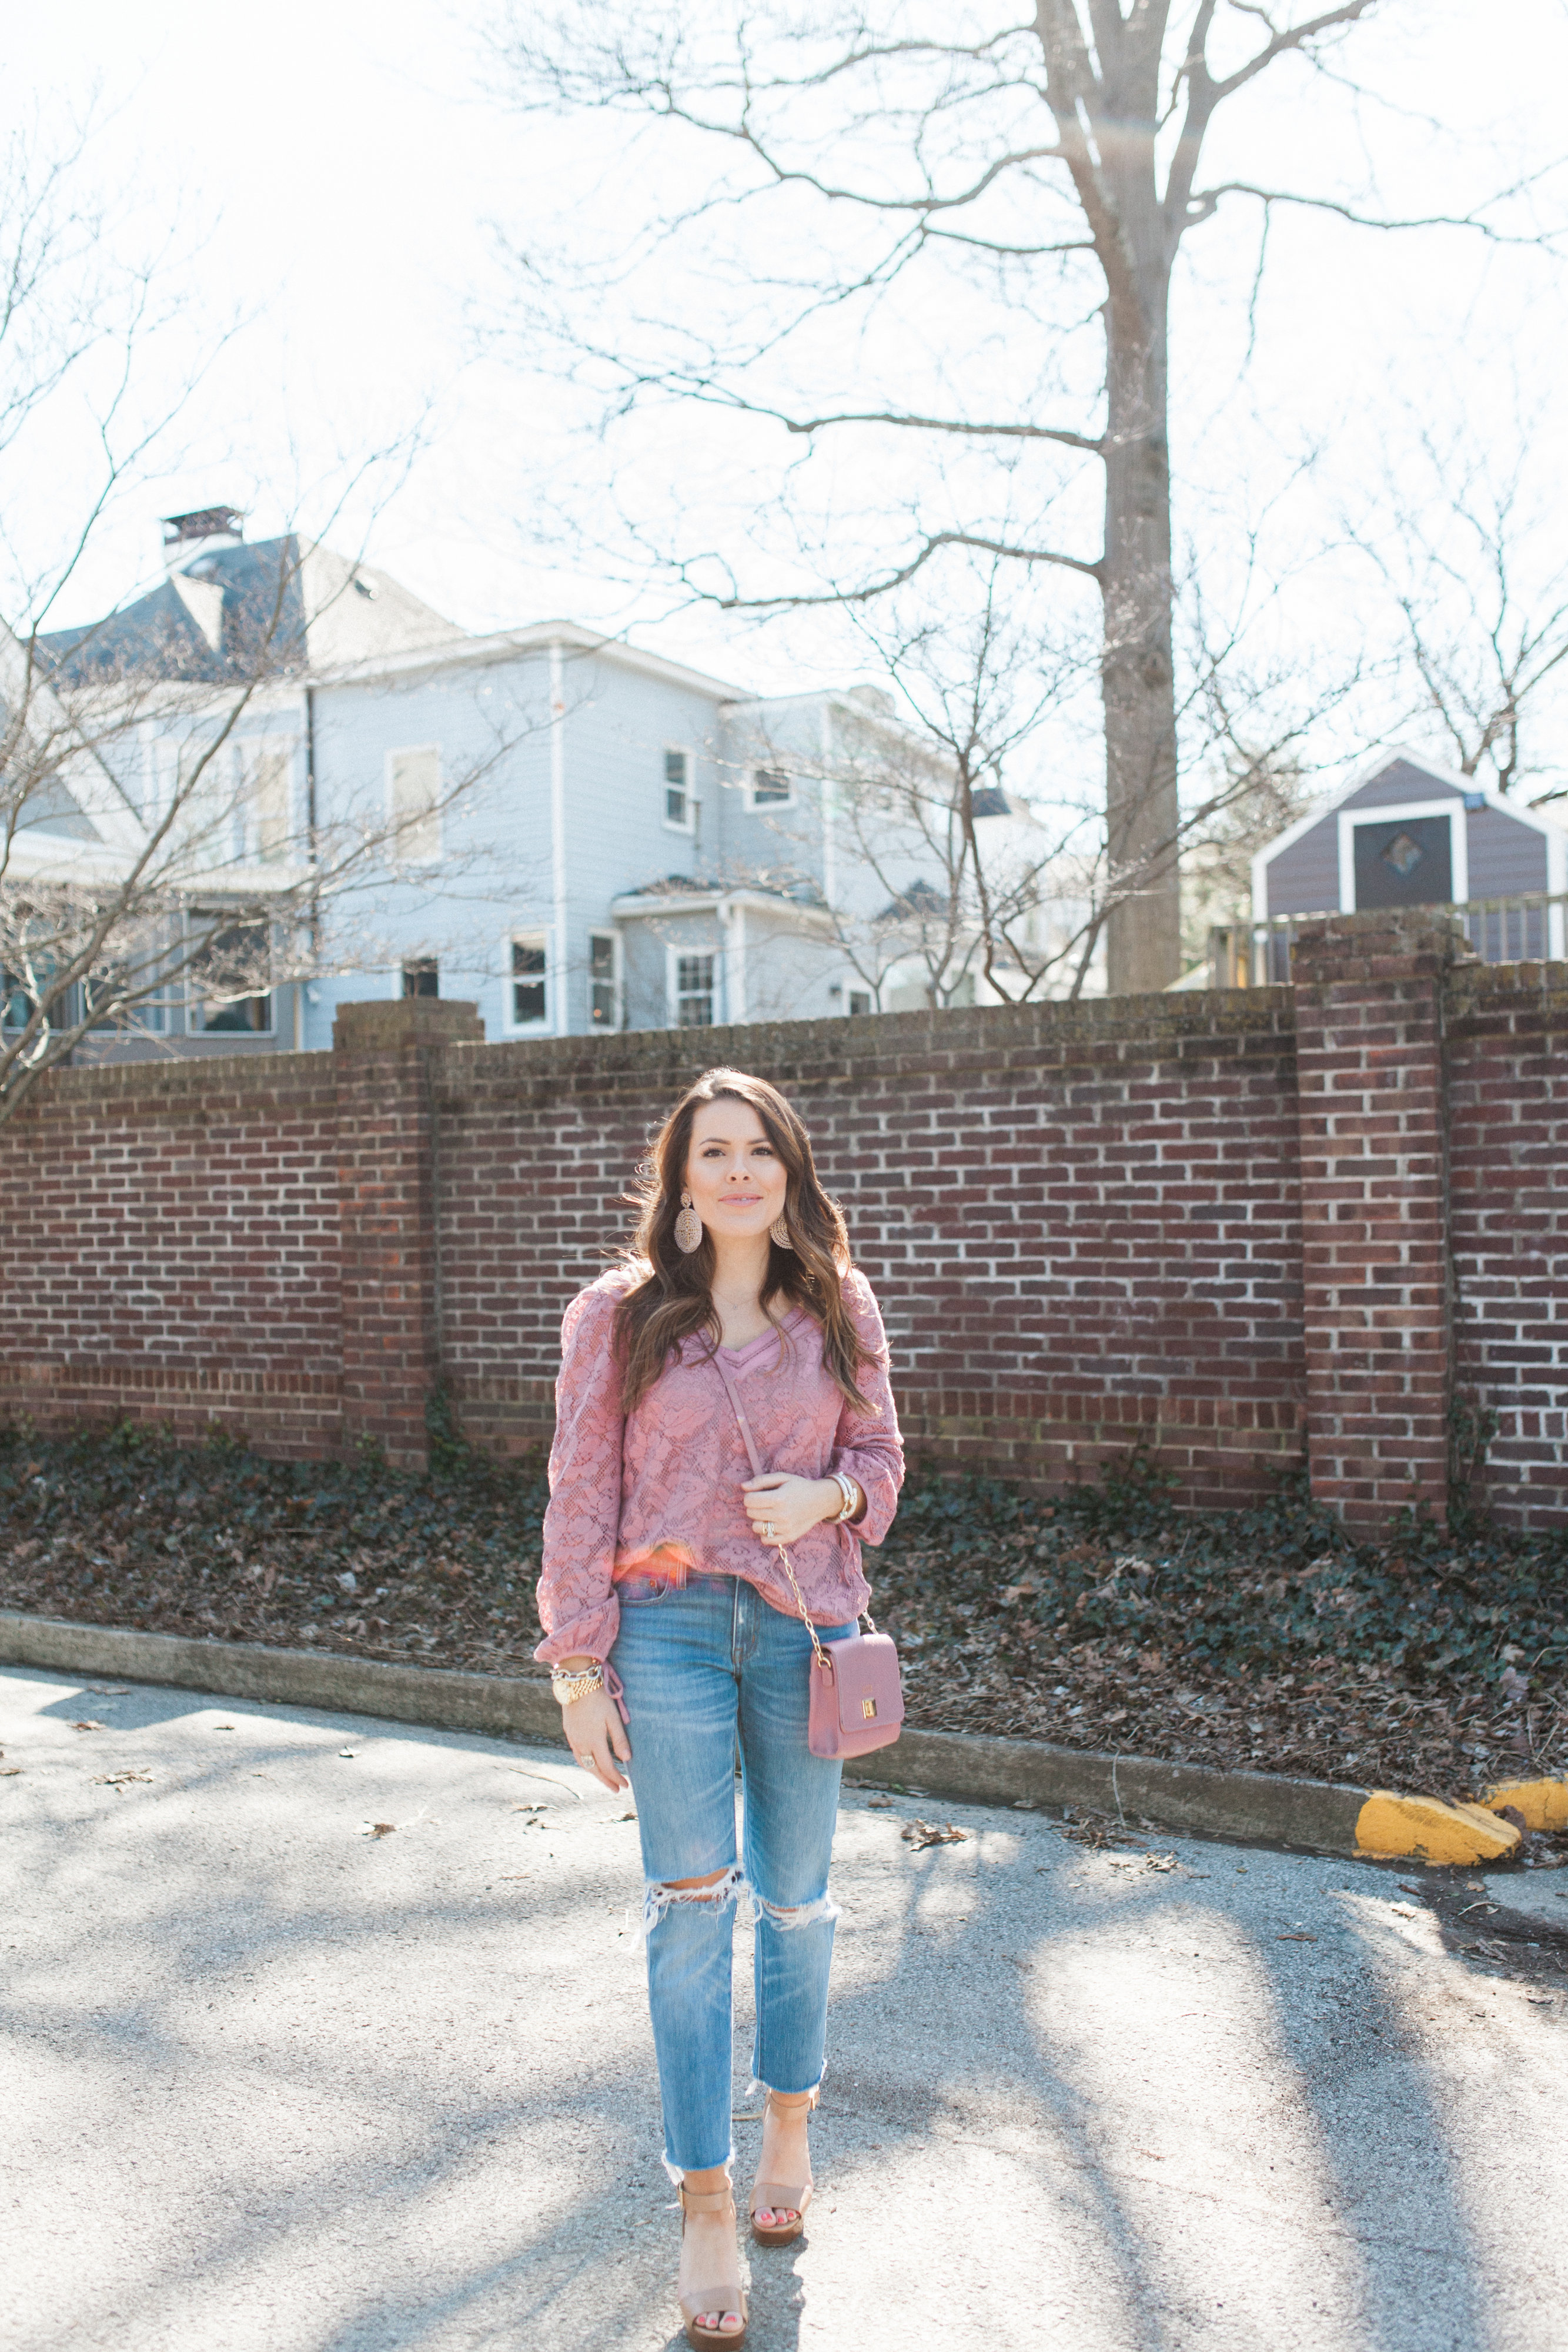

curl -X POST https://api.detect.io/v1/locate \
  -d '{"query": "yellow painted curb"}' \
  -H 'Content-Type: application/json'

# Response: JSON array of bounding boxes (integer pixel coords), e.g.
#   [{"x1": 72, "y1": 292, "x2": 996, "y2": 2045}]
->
[
  {"x1": 1477, "y1": 1778, "x2": 1568, "y2": 1833},
  {"x1": 1355, "y1": 1790, "x2": 1522, "y2": 1865}
]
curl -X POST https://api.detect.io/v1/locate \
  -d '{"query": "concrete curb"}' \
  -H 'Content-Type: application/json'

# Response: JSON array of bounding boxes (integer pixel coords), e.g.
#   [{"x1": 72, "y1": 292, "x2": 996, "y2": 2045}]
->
[
  {"x1": 842, "y1": 1726, "x2": 1369, "y2": 1855},
  {"x1": 0, "y1": 1612, "x2": 561, "y2": 1744},
  {"x1": 3, "y1": 1611, "x2": 1557, "y2": 1862},
  {"x1": 0, "y1": 1609, "x2": 1363, "y2": 1853}
]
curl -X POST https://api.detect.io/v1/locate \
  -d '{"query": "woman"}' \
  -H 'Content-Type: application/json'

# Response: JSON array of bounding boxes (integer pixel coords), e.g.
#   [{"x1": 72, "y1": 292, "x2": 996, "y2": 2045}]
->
[{"x1": 536, "y1": 1067, "x2": 904, "y2": 2348}]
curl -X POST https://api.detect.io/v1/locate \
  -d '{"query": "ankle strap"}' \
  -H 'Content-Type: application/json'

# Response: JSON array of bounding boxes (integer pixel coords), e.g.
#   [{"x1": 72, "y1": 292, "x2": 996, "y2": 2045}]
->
[{"x1": 678, "y1": 2182, "x2": 733, "y2": 2216}]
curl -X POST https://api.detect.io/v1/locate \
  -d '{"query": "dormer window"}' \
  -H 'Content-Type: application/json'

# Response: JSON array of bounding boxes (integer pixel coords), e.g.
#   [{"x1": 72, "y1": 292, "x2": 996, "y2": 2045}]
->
[{"x1": 747, "y1": 766, "x2": 793, "y2": 811}]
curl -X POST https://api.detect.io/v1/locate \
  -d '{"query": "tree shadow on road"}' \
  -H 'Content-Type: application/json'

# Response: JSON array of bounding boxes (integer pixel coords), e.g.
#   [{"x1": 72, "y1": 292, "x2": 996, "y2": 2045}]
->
[{"x1": 0, "y1": 1685, "x2": 1502, "y2": 2351}]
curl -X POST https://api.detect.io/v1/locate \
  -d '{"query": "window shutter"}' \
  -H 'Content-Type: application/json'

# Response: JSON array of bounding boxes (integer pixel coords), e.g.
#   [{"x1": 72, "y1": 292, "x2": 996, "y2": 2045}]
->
[{"x1": 390, "y1": 746, "x2": 442, "y2": 863}]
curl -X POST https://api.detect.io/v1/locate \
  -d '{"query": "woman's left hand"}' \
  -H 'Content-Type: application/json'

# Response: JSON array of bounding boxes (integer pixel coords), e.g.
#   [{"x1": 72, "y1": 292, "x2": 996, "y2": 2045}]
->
[{"x1": 740, "y1": 1472, "x2": 844, "y2": 1547}]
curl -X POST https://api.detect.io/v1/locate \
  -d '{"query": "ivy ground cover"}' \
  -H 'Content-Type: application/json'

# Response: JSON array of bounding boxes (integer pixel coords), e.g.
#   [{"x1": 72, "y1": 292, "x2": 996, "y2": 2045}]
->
[{"x1": 1, "y1": 1421, "x2": 1563, "y2": 1801}]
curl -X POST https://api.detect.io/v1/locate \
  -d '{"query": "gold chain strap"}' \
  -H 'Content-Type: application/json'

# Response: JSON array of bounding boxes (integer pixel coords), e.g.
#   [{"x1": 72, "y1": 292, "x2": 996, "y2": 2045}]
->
[
  {"x1": 708, "y1": 1348, "x2": 868, "y2": 1675},
  {"x1": 771, "y1": 1537, "x2": 830, "y2": 1670}
]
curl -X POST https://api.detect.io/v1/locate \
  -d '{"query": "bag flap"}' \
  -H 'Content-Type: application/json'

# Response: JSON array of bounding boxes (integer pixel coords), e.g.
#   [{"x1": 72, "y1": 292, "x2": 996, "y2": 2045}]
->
[{"x1": 828, "y1": 1632, "x2": 904, "y2": 1732}]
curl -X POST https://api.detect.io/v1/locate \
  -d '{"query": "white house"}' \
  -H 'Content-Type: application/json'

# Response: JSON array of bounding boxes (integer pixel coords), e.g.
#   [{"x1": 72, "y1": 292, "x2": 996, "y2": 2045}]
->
[{"x1": 25, "y1": 508, "x2": 1082, "y2": 1055}]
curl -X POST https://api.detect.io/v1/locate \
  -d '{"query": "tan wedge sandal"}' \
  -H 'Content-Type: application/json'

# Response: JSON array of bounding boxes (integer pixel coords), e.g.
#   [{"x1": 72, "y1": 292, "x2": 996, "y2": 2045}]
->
[
  {"x1": 749, "y1": 2086, "x2": 818, "y2": 2247},
  {"x1": 677, "y1": 2180, "x2": 748, "y2": 2349}
]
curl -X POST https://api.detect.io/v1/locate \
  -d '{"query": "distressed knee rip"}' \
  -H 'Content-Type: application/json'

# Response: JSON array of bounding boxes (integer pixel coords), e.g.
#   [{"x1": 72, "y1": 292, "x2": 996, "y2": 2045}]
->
[
  {"x1": 640, "y1": 1870, "x2": 840, "y2": 1937},
  {"x1": 753, "y1": 1890, "x2": 840, "y2": 1932},
  {"x1": 641, "y1": 1864, "x2": 747, "y2": 1935}
]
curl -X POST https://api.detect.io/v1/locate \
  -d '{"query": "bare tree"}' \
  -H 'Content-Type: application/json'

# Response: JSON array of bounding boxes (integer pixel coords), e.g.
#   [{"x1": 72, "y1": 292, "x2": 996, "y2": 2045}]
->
[
  {"x1": 492, "y1": 1, "x2": 1550, "y2": 993},
  {"x1": 733, "y1": 546, "x2": 1352, "y2": 1002},
  {"x1": 1171, "y1": 534, "x2": 1366, "y2": 961},
  {"x1": 0, "y1": 120, "x2": 527, "y2": 1123},
  {"x1": 751, "y1": 565, "x2": 1113, "y2": 1005},
  {"x1": 1179, "y1": 743, "x2": 1309, "y2": 962},
  {"x1": 1352, "y1": 405, "x2": 1568, "y2": 807}
]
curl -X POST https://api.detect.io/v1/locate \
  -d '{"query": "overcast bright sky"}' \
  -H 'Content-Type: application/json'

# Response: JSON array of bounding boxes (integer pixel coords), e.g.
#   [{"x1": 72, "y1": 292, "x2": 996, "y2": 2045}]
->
[{"x1": 7, "y1": 2, "x2": 1568, "y2": 785}]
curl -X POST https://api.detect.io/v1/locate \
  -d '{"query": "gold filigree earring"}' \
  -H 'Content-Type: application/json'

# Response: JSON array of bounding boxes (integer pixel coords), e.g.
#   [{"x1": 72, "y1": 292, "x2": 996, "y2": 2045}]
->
[
  {"x1": 674, "y1": 1191, "x2": 704, "y2": 1254},
  {"x1": 771, "y1": 1214, "x2": 793, "y2": 1249}
]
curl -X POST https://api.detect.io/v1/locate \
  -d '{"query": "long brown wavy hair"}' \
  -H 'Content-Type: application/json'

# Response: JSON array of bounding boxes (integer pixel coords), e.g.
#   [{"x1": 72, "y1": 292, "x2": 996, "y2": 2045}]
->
[{"x1": 613, "y1": 1068, "x2": 874, "y2": 1415}]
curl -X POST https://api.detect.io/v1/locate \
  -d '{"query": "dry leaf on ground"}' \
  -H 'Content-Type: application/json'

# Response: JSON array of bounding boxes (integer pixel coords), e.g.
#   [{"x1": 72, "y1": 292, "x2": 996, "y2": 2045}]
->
[
  {"x1": 901, "y1": 1819, "x2": 968, "y2": 1847},
  {"x1": 8, "y1": 1429, "x2": 1564, "y2": 1805}
]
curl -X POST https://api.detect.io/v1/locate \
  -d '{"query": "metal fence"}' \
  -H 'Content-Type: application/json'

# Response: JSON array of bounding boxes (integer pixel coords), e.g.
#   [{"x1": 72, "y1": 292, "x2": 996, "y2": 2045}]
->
[{"x1": 1206, "y1": 891, "x2": 1568, "y2": 990}]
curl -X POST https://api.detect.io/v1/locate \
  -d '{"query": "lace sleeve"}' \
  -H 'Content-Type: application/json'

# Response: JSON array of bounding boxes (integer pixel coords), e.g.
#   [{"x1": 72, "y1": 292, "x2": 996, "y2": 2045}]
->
[
  {"x1": 829, "y1": 1271, "x2": 904, "y2": 1548},
  {"x1": 534, "y1": 1282, "x2": 627, "y2": 1665}
]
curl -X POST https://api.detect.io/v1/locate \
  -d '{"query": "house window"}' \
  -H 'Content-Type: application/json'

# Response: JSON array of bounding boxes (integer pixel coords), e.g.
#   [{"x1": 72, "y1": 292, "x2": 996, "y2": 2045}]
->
[
  {"x1": 589, "y1": 932, "x2": 620, "y2": 1028},
  {"x1": 848, "y1": 990, "x2": 872, "y2": 1017},
  {"x1": 154, "y1": 736, "x2": 195, "y2": 821},
  {"x1": 157, "y1": 733, "x2": 225, "y2": 840},
  {"x1": 747, "y1": 766, "x2": 793, "y2": 810},
  {"x1": 510, "y1": 934, "x2": 549, "y2": 1027},
  {"x1": 389, "y1": 744, "x2": 442, "y2": 864},
  {"x1": 402, "y1": 959, "x2": 439, "y2": 998},
  {"x1": 191, "y1": 921, "x2": 273, "y2": 1034},
  {"x1": 674, "y1": 953, "x2": 714, "y2": 1027},
  {"x1": 237, "y1": 738, "x2": 295, "y2": 862},
  {"x1": 664, "y1": 749, "x2": 693, "y2": 831}
]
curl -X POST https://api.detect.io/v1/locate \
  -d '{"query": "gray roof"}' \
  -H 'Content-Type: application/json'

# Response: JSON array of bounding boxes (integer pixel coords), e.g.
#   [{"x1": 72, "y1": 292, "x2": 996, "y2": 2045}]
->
[
  {"x1": 876, "y1": 876, "x2": 947, "y2": 922},
  {"x1": 38, "y1": 536, "x2": 464, "y2": 686}
]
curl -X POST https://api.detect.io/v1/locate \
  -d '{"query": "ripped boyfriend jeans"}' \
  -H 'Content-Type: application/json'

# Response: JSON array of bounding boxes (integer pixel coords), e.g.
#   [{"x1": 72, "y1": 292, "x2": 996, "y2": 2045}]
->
[{"x1": 610, "y1": 1571, "x2": 858, "y2": 2176}]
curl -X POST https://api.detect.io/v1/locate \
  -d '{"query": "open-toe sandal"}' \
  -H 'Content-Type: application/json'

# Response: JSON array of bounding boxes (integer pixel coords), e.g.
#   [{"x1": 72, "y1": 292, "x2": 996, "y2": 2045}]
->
[
  {"x1": 678, "y1": 2181, "x2": 748, "y2": 2348},
  {"x1": 750, "y1": 2087, "x2": 817, "y2": 2248}
]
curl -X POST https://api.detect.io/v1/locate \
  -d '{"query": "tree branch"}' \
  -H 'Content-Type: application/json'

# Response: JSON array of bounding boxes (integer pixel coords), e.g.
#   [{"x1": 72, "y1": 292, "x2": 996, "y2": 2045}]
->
[
  {"x1": 1187, "y1": 179, "x2": 1563, "y2": 243},
  {"x1": 706, "y1": 528, "x2": 1102, "y2": 613},
  {"x1": 1210, "y1": 3, "x2": 1380, "y2": 103},
  {"x1": 777, "y1": 406, "x2": 1102, "y2": 453}
]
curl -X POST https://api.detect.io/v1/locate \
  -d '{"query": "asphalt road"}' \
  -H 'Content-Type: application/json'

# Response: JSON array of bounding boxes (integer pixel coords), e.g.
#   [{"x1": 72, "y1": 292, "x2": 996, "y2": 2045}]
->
[{"x1": 3, "y1": 1664, "x2": 1565, "y2": 2352}]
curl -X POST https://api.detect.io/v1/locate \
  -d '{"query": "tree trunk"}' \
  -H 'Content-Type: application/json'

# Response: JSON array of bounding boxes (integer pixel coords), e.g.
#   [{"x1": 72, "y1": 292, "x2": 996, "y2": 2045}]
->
[{"x1": 1101, "y1": 268, "x2": 1179, "y2": 995}]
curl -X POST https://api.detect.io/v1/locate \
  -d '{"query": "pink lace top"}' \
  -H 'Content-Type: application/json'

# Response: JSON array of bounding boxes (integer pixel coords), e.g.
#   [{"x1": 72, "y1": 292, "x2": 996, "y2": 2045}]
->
[{"x1": 534, "y1": 1264, "x2": 905, "y2": 1665}]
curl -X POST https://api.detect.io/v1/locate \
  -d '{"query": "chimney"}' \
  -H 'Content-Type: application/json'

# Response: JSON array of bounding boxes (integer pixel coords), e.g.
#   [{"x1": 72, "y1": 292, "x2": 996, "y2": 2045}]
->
[{"x1": 161, "y1": 506, "x2": 245, "y2": 572}]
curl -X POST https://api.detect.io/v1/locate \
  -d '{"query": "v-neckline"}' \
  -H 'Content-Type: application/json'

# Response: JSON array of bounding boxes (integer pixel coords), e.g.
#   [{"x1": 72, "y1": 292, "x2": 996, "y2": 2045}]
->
[{"x1": 716, "y1": 1311, "x2": 800, "y2": 1368}]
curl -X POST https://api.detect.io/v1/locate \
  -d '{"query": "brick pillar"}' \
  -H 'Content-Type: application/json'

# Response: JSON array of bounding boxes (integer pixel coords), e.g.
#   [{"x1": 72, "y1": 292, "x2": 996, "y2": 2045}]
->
[
  {"x1": 333, "y1": 998, "x2": 484, "y2": 1468},
  {"x1": 1291, "y1": 910, "x2": 1472, "y2": 1529}
]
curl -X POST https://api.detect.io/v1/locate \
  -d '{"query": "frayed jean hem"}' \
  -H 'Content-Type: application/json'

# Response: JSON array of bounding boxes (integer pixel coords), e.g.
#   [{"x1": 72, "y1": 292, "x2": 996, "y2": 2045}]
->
[{"x1": 661, "y1": 2140, "x2": 737, "y2": 2187}]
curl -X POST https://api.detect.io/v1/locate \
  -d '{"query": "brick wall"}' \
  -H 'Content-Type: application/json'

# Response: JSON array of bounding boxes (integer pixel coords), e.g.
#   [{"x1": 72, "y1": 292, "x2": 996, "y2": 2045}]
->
[
  {"x1": 1291, "y1": 913, "x2": 1457, "y2": 1524},
  {"x1": 1448, "y1": 963, "x2": 1568, "y2": 1524},
  {"x1": 436, "y1": 988, "x2": 1305, "y2": 1505},
  {"x1": 2, "y1": 914, "x2": 1564, "y2": 1526},
  {"x1": 0, "y1": 1053, "x2": 345, "y2": 1454}
]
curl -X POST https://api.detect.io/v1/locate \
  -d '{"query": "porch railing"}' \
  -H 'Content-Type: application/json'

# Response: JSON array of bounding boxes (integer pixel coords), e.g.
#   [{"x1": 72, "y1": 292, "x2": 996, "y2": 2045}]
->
[{"x1": 1207, "y1": 891, "x2": 1568, "y2": 989}]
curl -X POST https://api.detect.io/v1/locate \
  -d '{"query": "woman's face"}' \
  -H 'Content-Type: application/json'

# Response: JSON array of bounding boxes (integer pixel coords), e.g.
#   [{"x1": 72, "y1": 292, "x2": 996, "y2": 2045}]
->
[{"x1": 683, "y1": 1098, "x2": 788, "y2": 1247}]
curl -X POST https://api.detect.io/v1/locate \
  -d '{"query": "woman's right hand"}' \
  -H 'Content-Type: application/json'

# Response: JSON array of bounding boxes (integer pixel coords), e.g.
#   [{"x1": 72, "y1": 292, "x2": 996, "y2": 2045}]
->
[{"x1": 561, "y1": 1686, "x2": 631, "y2": 1793}]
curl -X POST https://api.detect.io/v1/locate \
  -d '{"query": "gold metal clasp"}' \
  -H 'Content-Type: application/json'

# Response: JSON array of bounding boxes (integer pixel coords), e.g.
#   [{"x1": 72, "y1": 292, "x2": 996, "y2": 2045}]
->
[{"x1": 861, "y1": 1696, "x2": 877, "y2": 1720}]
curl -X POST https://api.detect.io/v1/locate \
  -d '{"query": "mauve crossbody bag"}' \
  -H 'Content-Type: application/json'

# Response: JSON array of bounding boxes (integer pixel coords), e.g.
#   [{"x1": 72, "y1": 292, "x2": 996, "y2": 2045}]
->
[{"x1": 707, "y1": 1352, "x2": 904, "y2": 1759}]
